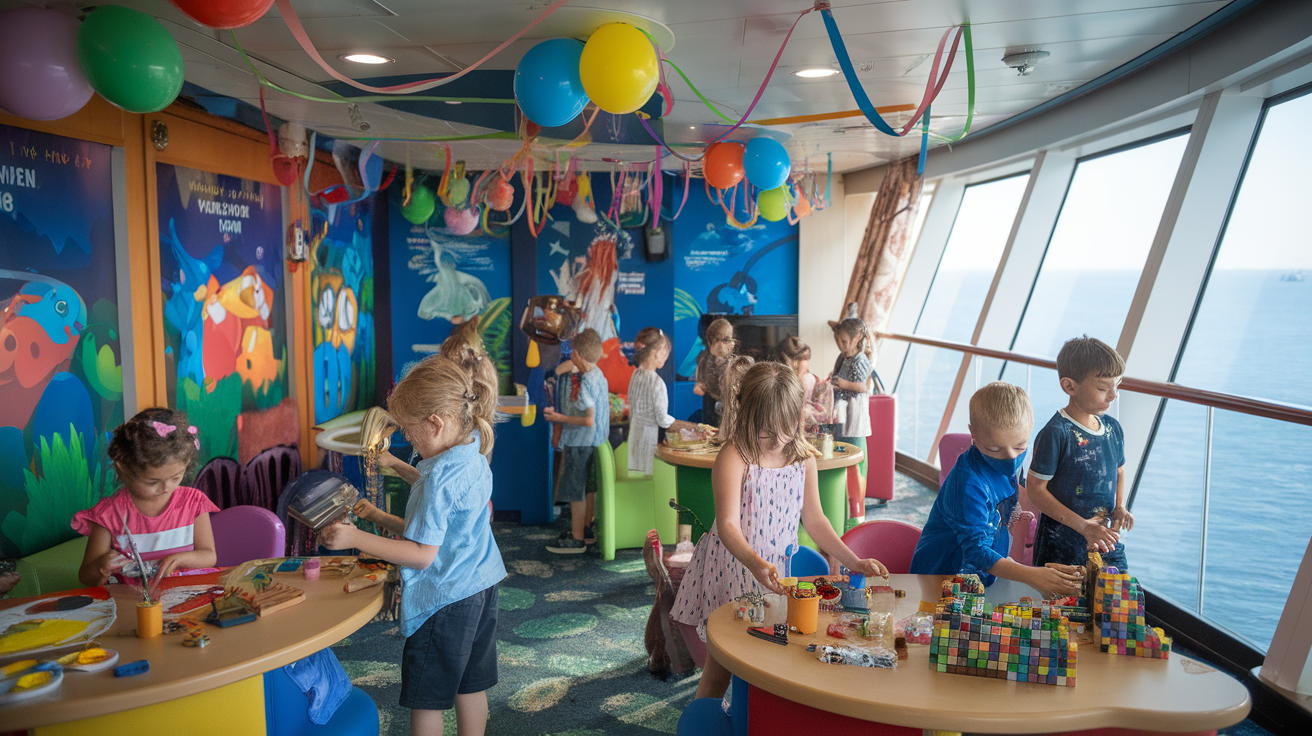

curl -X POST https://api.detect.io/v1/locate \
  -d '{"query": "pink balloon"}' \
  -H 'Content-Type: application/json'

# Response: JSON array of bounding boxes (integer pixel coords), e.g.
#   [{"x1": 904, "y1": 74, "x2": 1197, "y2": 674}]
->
[
  {"x1": 0, "y1": 8, "x2": 93, "y2": 121},
  {"x1": 444, "y1": 207, "x2": 480, "y2": 236}
]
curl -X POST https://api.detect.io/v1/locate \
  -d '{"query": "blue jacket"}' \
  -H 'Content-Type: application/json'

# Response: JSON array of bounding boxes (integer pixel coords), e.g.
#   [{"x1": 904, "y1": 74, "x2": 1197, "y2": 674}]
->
[{"x1": 909, "y1": 446, "x2": 1018, "y2": 586}]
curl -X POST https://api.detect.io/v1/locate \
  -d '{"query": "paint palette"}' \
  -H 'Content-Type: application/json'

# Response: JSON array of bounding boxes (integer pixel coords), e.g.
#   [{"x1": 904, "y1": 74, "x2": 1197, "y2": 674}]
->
[
  {"x1": 57, "y1": 647, "x2": 119, "y2": 673},
  {"x1": 0, "y1": 592, "x2": 116, "y2": 662},
  {"x1": 0, "y1": 667, "x2": 63, "y2": 705}
]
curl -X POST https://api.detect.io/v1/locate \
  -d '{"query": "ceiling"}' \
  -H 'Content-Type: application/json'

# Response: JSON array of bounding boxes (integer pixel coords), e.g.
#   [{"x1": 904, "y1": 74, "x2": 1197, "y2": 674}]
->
[{"x1": 4, "y1": 0, "x2": 1236, "y2": 173}]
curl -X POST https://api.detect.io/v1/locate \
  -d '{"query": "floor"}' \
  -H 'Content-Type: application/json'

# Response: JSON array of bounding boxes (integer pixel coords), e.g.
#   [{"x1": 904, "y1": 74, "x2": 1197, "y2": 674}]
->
[{"x1": 331, "y1": 472, "x2": 1275, "y2": 735}]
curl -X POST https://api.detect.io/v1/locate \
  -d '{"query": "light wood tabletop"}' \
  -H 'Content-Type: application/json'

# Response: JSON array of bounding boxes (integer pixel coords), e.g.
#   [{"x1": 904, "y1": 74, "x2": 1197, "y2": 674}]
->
[
  {"x1": 706, "y1": 573, "x2": 1251, "y2": 733},
  {"x1": 1, "y1": 569, "x2": 384, "y2": 731},
  {"x1": 656, "y1": 442, "x2": 864, "y2": 471}
]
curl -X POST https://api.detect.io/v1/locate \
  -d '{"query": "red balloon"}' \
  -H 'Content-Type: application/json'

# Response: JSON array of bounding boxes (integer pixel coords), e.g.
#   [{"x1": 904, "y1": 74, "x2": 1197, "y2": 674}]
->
[
  {"x1": 168, "y1": 0, "x2": 274, "y2": 30},
  {"x1": 703, "y1": 141, "x2": 745, "y2": 190}
]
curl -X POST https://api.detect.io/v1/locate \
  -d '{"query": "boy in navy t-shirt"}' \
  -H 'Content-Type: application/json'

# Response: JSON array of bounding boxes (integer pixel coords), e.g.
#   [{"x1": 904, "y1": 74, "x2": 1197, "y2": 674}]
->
[
  {"x1": 910, "y1": 382, "x2": 1082, "y2": 598},
  {"x1": 1028, "y1": 336, "x2": 1131, "y2": 570}
]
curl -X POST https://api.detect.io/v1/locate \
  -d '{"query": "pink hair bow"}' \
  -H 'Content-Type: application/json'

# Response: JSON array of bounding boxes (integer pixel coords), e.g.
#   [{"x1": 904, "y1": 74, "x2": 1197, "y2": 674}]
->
[
  {"x1": 189, "y1": 426, "x2": 199, "y2": 450},
  {"x1": 151, "y1": 421, "x2": 176, "y2": 437}
]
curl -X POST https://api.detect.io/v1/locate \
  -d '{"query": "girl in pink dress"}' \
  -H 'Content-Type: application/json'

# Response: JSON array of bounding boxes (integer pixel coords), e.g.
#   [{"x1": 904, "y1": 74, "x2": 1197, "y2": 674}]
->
[
  {"x1": 73, "y1": 408, "x2": 218, "y2": 587},
  {"x1": 670, "y1": 362, "x2": 888, "y2": 699}
]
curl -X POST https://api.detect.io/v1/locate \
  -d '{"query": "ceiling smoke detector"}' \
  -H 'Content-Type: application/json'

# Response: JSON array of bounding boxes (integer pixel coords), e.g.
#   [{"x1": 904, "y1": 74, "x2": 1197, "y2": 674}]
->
[{"x1": 1002, "y1": 49, "x2": 1050, "y2": 76}]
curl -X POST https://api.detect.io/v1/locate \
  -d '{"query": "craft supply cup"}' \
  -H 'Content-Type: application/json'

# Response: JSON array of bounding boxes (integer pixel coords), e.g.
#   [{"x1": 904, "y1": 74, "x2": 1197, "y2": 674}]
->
[
  {"x1": 136, "y1": 601, "x2": 163, "y2": 638},
  {"x1": 304, "y1": 558, "x2": 321, "y2": 581},
  {"x1": 787, "y1": 594, "x2": 820, "y2": 634},
  {"x1": 677, "y1": 524, "x2": 692, "y2": 544}
]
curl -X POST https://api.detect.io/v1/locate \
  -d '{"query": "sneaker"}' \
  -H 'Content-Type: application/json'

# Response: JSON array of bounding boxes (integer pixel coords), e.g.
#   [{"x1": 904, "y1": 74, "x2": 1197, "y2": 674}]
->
[
  {"x1": 546, "y1": 537, "x2": 587, "y2": 555},
  {"x1": 583, "y1": 524, "x2": 596, "y2": 545}
]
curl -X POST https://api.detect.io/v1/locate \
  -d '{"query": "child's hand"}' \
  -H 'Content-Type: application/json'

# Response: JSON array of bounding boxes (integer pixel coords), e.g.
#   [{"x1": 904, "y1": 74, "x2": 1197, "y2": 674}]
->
[
  {"x1": 693, "y1": 382, "x2": 705, "y2": 396},
  {"x1": 352, "y1": 499, "x2": 380, "y2": 523},
  {"x1": 155, "y1": 553, "x2": 184, "y2": 579},
  {"x1": 318, "y1": 519, "x2": 358, "y2": 550},
  {"x1": 376, "y1": 451, "x2": 405, "y2": 472},
  {"x1": 751, "y1": 560, "x2": 784, "y2": 594},
  {"x1": 1027, "y1": 564, "x2": 1083, "y2": 599},
  {"x1": 1111, "y1": 506, "x2": 1134, "y2": 533},
  {"x1": 850, "y1": 558, "x2": 889, "y2": 579},
  {"x1": 1080, "y1": 519, "x2": 1119, "y2": 553},
  {"x1": 543, "y1": 406, "x2": 561, "y2": 422},
  {"x1": 97, "y1": 550, "x2": 129, "y2": 579}
]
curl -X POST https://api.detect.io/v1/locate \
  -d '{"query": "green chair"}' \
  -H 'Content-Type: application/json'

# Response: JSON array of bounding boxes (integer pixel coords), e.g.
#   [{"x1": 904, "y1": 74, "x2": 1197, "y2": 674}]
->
[
  {"x1": 8, "y1": 535, "x2": 88, "y2": 599},
  {"x1": 596, "y1": 442, "x2": 679, "y2": 561}
]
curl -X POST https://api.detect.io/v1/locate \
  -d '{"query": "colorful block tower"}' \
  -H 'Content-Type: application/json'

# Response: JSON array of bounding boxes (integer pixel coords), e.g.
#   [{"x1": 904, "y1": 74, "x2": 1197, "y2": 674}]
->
[
  {"x1": 929, "y1": 575, "x2": 1078, "y2": 687},
  {"x1": 1093, "y1": 567, "x2": 1171, "y2": 658}
]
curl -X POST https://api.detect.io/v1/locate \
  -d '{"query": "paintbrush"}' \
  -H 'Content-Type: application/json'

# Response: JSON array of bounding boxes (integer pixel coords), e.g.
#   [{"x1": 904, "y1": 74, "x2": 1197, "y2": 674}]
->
[{"x1": 120, "y1": 512, "x2": 155, "y2": 605}]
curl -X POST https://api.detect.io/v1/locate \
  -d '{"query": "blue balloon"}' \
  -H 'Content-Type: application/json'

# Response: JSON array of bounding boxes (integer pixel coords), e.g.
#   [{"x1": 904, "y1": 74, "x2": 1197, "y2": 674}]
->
[
  {"x1": 743, "y1": 137, "x2": 791, "y2": 191},
  {"x1": 515, "y1": 38, "x2": 589, "y2": 128}
]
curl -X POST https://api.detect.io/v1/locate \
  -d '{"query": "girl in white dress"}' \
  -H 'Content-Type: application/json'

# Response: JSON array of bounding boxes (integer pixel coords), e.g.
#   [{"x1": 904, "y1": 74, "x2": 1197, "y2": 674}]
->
[{"x1": 626, "y1": 327, "x2": 694, "y2": 475}]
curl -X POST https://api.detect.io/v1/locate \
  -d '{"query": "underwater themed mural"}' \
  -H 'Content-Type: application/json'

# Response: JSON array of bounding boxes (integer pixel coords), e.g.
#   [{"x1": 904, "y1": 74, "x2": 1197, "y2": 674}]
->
[
  {"x1": 156, "y1": 163, "x2": 290, "y2": 467},
  {"x1": 0, "y1": 124, "x2": 123, "y2": 558},
  {"x1": 311, "y1": 199, "x2": 375, "y2": 425}
]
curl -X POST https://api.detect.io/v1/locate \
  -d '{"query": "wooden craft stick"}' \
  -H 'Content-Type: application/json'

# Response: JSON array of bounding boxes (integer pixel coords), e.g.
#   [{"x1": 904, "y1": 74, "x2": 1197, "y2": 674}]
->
[{"x1": 344, "y1": 571, "x2": 386, "y2": 593}]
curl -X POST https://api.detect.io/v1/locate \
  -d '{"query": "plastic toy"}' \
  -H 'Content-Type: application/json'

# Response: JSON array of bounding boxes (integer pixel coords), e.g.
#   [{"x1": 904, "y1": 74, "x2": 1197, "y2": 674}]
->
[
  {"x1": 113, "y1": 659, "x2": 150, "y2": 677},
  {"x1": 1093, "y1": 567, "x2": 1171, "y2": 658},
  {"x1": 748, "y1": 624, "x2": 789, "y2": 645}
]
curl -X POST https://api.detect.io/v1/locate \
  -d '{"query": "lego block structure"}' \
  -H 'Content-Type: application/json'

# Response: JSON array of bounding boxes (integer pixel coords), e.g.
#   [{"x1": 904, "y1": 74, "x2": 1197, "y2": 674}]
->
[
  {"x1": 1093, "y1": 567, "x2": 1171, "y2": 658},
  {"x1": 929, "y1": 575, "x2": 1078, "y2": 687}
]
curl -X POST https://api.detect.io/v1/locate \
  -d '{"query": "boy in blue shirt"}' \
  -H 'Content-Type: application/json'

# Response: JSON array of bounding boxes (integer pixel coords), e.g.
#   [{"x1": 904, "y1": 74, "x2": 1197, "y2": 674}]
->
[
  {"x1": 544, "y1": 329, "x2": 610, "y2": 554},
  {"x1": 910, "y1": 382, "x2": 1082, "y2": 598},
  {"x1": 1029, "y1": 336, "x2": 1130, "y2": 569}
]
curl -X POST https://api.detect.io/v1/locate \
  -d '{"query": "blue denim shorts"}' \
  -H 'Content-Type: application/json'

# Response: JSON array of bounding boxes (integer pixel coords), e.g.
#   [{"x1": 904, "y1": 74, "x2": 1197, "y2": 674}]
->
[{"x1": 400, "y1": 584, "x2": 499, "y2": 710}]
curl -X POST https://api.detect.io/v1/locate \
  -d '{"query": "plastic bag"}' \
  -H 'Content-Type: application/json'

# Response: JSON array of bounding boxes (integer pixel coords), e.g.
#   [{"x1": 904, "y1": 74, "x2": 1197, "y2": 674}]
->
[
  {"x1": 811, "y1": 643, "x2": 897, "y2": 669},
  {"x1": 806, "y1": 379, "x2": 835, "y2": 426}
]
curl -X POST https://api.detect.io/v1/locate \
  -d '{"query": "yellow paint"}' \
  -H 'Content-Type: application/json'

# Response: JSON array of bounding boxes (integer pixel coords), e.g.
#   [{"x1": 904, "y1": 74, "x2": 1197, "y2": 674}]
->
[
  {"x1": 35, "y1": 675, "x2": 266, "y2": 736},
  {"x1": 0, "y1": 620, "x2": 87, "y2": 654}
]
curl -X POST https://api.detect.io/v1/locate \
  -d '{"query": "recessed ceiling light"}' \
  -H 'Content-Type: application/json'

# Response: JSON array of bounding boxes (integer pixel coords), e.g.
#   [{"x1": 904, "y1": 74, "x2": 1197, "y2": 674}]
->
[
  {"x1": 339, "y1": 53, "x2": 395, "y2": 65},
  {"x1": 690, "y1": 125, "x2": 696, "y2": 129},
  {"x1": 445, "y1": 100, "x2": 462, "y2": 105},
  {"x1": 793, "y1": 68, "x2": 839, "y2": 78}
]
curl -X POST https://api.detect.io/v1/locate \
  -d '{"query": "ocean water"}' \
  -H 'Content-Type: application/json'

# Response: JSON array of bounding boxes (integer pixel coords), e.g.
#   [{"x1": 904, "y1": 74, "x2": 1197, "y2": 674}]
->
[{"x1": 894, "y1": 268, "x2": 1312, "y2": 650}]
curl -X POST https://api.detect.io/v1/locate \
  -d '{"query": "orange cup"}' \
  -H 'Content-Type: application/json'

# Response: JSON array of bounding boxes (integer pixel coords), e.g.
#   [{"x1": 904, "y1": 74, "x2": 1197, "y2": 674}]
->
[
  {"x1": 136, "y1": 601, "x2": 163, "y2": 639},
  {"x1": 786, "y1": 595, "x2": 820, "y2": 635}
]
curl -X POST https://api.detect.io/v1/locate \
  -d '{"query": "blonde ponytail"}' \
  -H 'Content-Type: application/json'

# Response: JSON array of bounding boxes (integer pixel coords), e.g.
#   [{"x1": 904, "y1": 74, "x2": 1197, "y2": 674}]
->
[{"x1": 388, "y1": 349, "x2": 499, "y2": 459}]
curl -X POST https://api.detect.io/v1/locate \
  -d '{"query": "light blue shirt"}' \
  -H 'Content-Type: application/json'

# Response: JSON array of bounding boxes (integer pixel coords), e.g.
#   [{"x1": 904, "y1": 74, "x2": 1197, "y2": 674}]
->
[
  {"x1": 399, "y1": 431, "x2": 506, "y2": 637},
  {"x1": 560, "y1": 367, "x2": 610, "y2": 448}
]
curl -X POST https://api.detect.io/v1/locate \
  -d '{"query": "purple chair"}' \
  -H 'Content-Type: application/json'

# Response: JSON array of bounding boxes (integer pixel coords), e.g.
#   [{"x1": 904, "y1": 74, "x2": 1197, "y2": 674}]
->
[
  {"x1": 211, "y1": 505, "x2": 287, "y2": 567},
  {"x1": 196, "y1": 457, "x2": 242, "y2": 510},
  {"x1": 937, "y1": 433, "x2": 973, "y2": 487},
  {"x1": 239, "y1": 445, "x2": 303, "y2": 513}
]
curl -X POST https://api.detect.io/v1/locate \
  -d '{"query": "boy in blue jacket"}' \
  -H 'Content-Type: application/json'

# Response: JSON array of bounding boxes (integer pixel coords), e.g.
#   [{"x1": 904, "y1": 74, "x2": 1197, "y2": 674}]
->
[{"x1": 909, "y1": 382, "x2": 1082, "y2": 599}]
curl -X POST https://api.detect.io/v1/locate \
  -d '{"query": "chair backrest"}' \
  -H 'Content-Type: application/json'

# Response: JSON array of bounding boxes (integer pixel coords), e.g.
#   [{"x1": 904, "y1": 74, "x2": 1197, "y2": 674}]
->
[
  {"x1": 195, "y1": 457, "x2": 242, "y2": 509},
  {"x1": 938, "y1": 433, "x2": 973, "y2": 487},
  {"x1": 841, "y1": 519, "x2": 923, "y2": 574},
  {"x1": 239, "y1": 445, "x2": 303, "y2": 512},
  {"x1": 788, "y1": 545, "x2": 830, "y2": 577},
  {"x1": 613, "y1": 441, "x2": 632, "y2": 480},
  {"x1": 211, "y1": 505, "x2": 286, "y2": 567},
  {"x1": 593, "y1": 440, "x2": 615, "y2": 494}
]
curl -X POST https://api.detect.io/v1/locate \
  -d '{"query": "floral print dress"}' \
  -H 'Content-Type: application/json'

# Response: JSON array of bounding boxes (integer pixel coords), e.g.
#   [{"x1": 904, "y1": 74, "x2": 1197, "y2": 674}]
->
[{"x1": 670, "y1": 460, "x2": 806, "y2": 640}]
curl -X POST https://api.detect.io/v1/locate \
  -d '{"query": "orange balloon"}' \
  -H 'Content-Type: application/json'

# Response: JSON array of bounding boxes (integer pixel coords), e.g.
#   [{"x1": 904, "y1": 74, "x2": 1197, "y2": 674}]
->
[{"x1": 703, "y1": 141, "x2": 745, "y2": 190}]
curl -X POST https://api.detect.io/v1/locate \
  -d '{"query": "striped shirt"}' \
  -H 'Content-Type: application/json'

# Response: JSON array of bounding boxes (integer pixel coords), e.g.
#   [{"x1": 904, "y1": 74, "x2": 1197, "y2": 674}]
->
[{"x1": 627, "y1": 368, "x2": 675, "y2": 475}]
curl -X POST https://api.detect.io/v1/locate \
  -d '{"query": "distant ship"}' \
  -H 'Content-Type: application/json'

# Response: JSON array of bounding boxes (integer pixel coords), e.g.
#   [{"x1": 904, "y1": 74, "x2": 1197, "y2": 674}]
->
[{"x1": 1280, "y1": 269, "x2": 1306, "y2": 282}]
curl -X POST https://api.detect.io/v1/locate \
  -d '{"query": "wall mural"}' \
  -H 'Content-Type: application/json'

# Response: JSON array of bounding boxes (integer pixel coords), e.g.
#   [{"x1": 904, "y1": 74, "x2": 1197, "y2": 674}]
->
[
  {"x1": 387, "y1": 185, "x2": 512, "y2": 390},
  {"x1": 0, "y1": 124, "x2": 123, "y2": 558},
  {"x1": 156, "y1": 163, "x2": 291, "y2": 466},
  {"x1": 310, "y1": 199, "x2": 375, "y2": 425}
]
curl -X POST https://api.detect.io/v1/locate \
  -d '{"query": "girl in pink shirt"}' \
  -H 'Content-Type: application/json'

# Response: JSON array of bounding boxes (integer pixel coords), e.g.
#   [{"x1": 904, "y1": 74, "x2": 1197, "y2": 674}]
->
[{"x1": 73, "y1": 408, "x2": 218, "y2": 587}]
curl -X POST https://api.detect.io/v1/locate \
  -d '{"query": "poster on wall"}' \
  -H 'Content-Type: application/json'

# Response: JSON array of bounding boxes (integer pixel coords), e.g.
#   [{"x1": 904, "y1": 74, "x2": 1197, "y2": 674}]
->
[
  {"x1": 0, "y1": 125, "x2": 123, "y2": 558},
  {"x1": 156, "y1": 163, "x2": 289, "y2": 467},
  {"x1": 310, "y1": 200, "x2": 375, "y2": 425},
  {"x1": 387, "y1": 187, "x2": 512, "y2": 391}
]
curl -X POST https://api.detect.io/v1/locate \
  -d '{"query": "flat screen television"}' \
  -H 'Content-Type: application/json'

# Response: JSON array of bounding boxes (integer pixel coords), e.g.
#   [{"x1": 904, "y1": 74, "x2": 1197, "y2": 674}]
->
[{"x1": 675, "y1": 314, "x2": 798, "y2": 381}]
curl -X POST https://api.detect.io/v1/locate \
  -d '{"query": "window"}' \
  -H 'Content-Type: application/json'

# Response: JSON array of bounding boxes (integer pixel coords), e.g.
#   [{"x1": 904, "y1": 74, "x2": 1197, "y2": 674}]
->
[
  {"x1": 1000, "y1": 132, "x2": 1189, "y2": 424},
  {"x1": 1129, "y1": 91, "x2": 1312, "y2": 650},
  {"x1": 895, "y1": 174, "x2": 1029, "y2": 459}
]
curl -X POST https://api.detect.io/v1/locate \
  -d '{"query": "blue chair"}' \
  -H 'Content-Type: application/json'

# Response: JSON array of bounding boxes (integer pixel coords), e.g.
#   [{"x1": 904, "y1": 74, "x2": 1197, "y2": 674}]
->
[
  {"x1": 677, "y1": 676, "x2": 748, "y2": 736},
  {"x1": 788, "y1": 545, "x2": 830, "y2": 577},
  {"x1": 264, "y1": 665, "x2": 379, "y2": 736}
]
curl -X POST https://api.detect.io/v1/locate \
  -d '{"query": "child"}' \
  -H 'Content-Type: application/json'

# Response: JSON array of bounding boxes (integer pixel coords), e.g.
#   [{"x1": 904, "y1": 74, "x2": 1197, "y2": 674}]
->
[
  {"x1": 74, "y1": 408, "x2": 218, "y2": 587},
  {"x1": 1028, "y1": 336, "x2": 1130, "y2": 570},
  {"x1": 670, "y1": 362, "x2": 889, "y2": 699},
  {"x1": 627, "y1": 327, "x2": 693, "y2": 475},
  {"x1": 320, "y1": 348, "x2": 505, "y2": 736},
  {"x1": 909, "y1": 382, "x2": 1083, "y2": 599},
  {"x1": 694, "y1": 318, "x2": 735, "y2": 427},
  {"x1": 543, "y1": 328, "x2": 609, "y2": 554},
  {"x1": 777, "y1": 335, "x2": 818, "y2": 397},
  {"x1": 713, "y1": 355, "x2": 755, "y2": 444},
  {"x1": 829, "y1": 318, "x2": 875, "y2": 525}
]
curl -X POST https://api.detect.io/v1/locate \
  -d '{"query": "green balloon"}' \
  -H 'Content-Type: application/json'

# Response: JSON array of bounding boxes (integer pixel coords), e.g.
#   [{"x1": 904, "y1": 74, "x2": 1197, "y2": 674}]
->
[
  {"x1": 402, "y1": 184, "x2": 436, "y2": 225},
  {"x1": 758, "y1": 186, "x2": 788, "y2": 222},
  {"x1": 77, "y1": 5, "x2": 184, "y2": 114}
]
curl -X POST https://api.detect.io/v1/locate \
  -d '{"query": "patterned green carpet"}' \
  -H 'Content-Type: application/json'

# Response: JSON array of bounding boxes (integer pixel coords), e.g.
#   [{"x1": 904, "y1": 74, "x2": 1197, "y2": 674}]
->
[{"x1": 331, "y1": 522, "x2": 699, "y2": 735}]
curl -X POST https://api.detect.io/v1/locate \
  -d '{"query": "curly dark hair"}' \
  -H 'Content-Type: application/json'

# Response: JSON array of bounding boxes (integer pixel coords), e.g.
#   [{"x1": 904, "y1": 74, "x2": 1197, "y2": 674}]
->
[{"x1": 107, "y1": 407, "x2": 200, "y2": 481}]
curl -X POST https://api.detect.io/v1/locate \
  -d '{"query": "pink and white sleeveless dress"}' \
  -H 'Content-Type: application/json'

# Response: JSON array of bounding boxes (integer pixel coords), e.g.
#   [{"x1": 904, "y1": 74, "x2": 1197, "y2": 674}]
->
[{"x1": 670, "y1": 461, "x2": 806, "y2": 640}]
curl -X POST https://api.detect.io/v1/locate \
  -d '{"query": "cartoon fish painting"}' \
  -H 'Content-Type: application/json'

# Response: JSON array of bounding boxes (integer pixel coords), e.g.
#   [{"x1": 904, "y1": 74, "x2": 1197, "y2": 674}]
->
[{"x1": 0, "y1": 271, "x2": 87, "y2": 429}]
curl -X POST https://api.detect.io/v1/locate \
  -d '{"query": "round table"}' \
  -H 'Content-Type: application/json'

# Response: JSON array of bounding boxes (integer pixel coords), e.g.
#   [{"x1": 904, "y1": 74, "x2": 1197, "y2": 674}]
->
[
  {"x1": 706, "y1": 573, "x2": 1252, "y2": 734},
  {"x1": 655, "y1": 443, "x2": 864, "y2": 548},
  {"x1": 1, "y1": 569, "x2": 384, "y2": 732}
]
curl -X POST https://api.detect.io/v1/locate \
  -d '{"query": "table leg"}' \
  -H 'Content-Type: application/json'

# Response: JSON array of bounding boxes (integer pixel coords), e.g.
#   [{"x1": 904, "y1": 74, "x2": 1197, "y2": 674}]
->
[
  {"x1": 816, "y1": 467, "x2": 847, "y2": 537},
  {"x1": 33, "y1": 675, "x2": 266, "y2": 736},
  {"x1": 675, "y1": 466, "x2": 717, "y2": 544}
]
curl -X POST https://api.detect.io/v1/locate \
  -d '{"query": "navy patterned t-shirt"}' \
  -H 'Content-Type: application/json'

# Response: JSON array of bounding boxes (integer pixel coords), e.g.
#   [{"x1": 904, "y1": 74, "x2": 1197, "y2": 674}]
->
[{"x1": 1030, "y1": 409, "x2": 1127, "y2": 569}]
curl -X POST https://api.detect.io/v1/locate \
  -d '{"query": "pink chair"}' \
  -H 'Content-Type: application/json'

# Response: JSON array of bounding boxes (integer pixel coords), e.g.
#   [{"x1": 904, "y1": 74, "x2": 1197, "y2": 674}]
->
[
  {"x1": 841, "y1": 519, "x2": 923, "y2": 574},
  {"x1": 211, "y1": 505, "x2": 287, "y2": 567},
  {"x1": 937, "y1": 432, "x2": 1037, "y2": 565}
]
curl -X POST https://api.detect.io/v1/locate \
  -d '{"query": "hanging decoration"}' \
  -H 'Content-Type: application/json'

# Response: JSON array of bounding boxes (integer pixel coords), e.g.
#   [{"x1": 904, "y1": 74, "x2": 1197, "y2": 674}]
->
[
  {"x1": 579, "y1": 23, "x2": 660, "y2": 114},
  {"x1": 0, "y1": 8, "x2": 93, "y2": 121},
  {"x1": 742, "y1": 137, "x2": 790, "y2": 191},
  {"x1": 76, "y1": 5, "x2": 184, "y2": 114},
  {"x1": 168, "y1": 0, "x2": 274, "y2": 30},
  {"x1": 757, "y1": 185, "x2": 788, "y2": 222},
  {"x1": 702, "y1": 142, "x2": 745, "y2": 190},
  {"x1": 514, "y1": 38, "x2": 589, "y2": 127}
]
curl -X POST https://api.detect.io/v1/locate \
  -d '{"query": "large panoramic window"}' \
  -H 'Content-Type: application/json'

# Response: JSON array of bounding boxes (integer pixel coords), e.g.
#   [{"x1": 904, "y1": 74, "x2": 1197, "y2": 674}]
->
[
  {"x1": 1001, "y1": 132, "x2": 1189, "y2": 424},
  {"x1": 1130, "y1": 91, "x2": 1312, "y2": 650},
  {"x1": 895, "y1": 174, "x2": 1029, "y2": 459}
]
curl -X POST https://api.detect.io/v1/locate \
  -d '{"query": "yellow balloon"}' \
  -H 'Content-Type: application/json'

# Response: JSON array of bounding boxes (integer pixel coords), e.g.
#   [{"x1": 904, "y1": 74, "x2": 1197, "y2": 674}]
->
[{"x1": 579, "y1": 23, "x2": 659, "y2": 114}]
